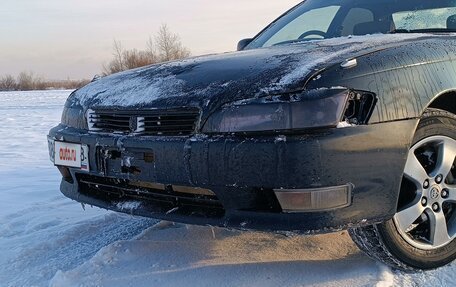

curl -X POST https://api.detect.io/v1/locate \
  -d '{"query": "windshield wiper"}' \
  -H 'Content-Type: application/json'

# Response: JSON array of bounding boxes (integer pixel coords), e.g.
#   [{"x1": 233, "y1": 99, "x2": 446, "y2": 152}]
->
[
  {"x1": 390, "y1": 28, "x2": 456, "y2": 34},
  {"x1": 272, "y1": 38, "x2": 320, "y2": 46},
  {"x1": 389, "y1": 29, "x2": 411, "y2": 34}
]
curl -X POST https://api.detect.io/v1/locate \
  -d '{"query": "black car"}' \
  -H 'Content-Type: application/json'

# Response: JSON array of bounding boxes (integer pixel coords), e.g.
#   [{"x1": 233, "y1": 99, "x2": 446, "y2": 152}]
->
[{"x1": 48, "y1": 0, "x2": 456, "y2": 271}]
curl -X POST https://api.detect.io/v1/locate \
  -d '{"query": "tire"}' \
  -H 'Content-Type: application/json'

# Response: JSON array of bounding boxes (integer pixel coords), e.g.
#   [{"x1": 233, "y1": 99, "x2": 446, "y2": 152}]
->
[{"x1": 349, "y1": 108, "x2": 456, "y2": 271}]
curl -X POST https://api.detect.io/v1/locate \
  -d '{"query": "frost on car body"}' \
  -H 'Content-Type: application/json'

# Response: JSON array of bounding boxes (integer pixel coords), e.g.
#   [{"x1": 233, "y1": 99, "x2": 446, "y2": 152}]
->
[{"x1": 48, "y1": 0, "x2": 456, "y2": 271}]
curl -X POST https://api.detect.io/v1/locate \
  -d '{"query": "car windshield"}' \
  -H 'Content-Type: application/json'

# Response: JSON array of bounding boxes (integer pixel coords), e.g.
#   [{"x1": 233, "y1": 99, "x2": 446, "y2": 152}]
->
[{"x1": 247, "y1": 0, "x2": 456, "y2": 48}]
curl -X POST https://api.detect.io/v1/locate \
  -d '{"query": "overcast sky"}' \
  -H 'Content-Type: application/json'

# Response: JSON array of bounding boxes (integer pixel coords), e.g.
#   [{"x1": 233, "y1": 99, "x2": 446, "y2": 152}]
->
[{"x1": 0, "y1": 0, "x2": 302, "y2": 79}]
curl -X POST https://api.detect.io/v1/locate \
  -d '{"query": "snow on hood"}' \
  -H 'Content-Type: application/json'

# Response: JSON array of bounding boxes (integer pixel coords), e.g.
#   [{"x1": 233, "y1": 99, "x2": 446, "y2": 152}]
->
[{"x1": 69, "y1": 34, "x2": 432, "y2": 111}]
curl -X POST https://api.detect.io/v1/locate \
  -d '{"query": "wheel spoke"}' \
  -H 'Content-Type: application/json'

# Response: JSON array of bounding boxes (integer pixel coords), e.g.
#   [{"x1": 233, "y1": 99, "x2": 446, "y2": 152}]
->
[
  {"x1": 447, "y1": 214, "x2": 456, "y2": 239},
  {"x1": 404, "y1": 151, "x2": 429, "y2": 186},
  {"x1": 395, "y1": 202, "x2": 425, "y2": 232},
  {"x1": 432, "y1": 139, "x2": 456, "y2": 178},
  {"x1": 428, "y1": 210, "x2": 451, "y2": 247}
]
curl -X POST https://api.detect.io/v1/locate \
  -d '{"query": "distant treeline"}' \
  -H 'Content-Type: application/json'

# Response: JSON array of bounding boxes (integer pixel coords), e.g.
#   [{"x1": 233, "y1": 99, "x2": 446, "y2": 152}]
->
[
  {"x1": 0, "y1": 72, "x2": 90, "y2": 92},
  {"x1": 0, "y1": 24, "x2": 190, "y2": 92}
]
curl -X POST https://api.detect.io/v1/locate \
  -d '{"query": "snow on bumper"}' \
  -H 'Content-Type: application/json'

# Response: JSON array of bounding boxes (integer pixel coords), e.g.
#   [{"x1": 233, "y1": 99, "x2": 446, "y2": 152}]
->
[{"x1": 48, "y1": 119, "x2": 417, "y2": 233}]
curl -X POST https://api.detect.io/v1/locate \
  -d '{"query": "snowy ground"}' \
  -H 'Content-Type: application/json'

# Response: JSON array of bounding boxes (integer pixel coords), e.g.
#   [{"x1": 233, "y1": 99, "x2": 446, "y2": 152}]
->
[{"x1": 0, "y1": 90, "x2": 454, "y2": 287}]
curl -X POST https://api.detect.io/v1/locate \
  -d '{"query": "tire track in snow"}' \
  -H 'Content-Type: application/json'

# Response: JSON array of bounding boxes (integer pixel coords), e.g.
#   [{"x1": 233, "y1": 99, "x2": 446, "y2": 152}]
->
[
  {"x1": 0, "y1": 212, "x2": 156, "y2": 287},
  {"x1": 50, "y1": 223, "x2": 384, "y2": 287}
]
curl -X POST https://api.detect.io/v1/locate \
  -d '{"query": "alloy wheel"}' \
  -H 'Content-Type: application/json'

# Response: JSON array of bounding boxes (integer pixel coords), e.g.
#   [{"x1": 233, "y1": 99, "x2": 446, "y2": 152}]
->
[{"x1": 394, "y1": 136, "x2": 456, "y2": 250}]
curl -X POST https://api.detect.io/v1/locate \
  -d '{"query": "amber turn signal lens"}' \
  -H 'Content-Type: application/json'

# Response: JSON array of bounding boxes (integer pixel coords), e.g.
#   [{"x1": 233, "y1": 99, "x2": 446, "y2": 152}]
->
[{"x1": 274, "y1": 184, "x2": 353, "y2": 213}]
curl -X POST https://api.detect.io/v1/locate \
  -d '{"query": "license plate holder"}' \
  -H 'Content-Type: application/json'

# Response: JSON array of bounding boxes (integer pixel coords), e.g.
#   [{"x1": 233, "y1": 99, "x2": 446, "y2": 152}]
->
[{"x1": 54, "y1": 141, "x2": 89, "y2": 172}]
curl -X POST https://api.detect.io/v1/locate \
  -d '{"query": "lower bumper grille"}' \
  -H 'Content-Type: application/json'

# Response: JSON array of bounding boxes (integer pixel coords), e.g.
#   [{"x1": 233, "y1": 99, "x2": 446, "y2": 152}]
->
[{"x1": 76, "y1": 174, "x2": 225, "y2": 218}]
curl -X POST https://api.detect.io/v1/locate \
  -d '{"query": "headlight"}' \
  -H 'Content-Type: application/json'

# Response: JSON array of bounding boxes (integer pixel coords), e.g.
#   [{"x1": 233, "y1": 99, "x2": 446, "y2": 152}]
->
[
  {"x1": 61, "y1": 105, "x2": 88, "y2": 130},
  {"x1": 202, "y1": 88, "x2": 349, "y2": 133}
]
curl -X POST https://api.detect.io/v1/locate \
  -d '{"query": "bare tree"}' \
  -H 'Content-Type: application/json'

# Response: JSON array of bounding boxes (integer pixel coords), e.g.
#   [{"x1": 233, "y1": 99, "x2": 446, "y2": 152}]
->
[
  {"x1": 112, "y1": 40, "x2": 125, "y2": 72},
  {"x1": 33, "y1": 76, "x2": 47, "y2": 91},
  {"x1": 146, "y1": 36, "x2": 158, "y2": 63},
  {"x1": 102, "y1": 40, "x2": 126, "y2": 75},
  {"x1": 0, "y1": 75, "x2": 17, "y2": 91},
  {"x1": 102, "y1": 24, "x2": 191, "y2": 76},
  {"x1": 103, "y1": 45, "x2": 156, "y2": 75},
  {"x1": 123, "y1": 49, "x2": 155, "y2": 70},
  {"x1": 17, "y1": 71, "x2": 35, "y2": 91},
  {"x1": 155, "y1": 24, "x2": 191, "y2": 62}
]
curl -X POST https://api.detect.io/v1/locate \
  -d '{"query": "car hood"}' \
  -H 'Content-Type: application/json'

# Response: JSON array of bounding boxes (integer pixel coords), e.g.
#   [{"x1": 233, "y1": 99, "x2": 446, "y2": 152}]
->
[{"x1": 69, "y1": 34, "x2": 431, "y2": 113}]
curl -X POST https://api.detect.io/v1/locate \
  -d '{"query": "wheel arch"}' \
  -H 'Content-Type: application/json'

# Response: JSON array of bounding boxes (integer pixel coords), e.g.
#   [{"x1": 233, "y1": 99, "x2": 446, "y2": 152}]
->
[{"x1": 426, "y1": 90, "x2": 456, "y2": 116}]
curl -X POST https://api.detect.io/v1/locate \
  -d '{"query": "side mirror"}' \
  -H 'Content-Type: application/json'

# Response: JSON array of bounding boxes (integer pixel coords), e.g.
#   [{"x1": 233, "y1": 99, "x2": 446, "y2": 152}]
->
[{"x1": 237, "y1": 38, "x2": 253, "y2": 51}]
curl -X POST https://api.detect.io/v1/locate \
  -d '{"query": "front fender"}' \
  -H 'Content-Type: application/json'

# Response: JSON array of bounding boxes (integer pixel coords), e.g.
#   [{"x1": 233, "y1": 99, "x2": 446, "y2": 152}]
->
[{"x1": 306, "y1": 37, "x2": 456, "y2": 124}]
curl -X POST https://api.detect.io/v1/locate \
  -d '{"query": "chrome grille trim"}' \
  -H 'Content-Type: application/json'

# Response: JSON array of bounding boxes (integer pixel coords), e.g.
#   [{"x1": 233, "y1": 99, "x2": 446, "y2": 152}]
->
[{"x1": 87, "y1": 108, "x2": 200, "y2": 136}]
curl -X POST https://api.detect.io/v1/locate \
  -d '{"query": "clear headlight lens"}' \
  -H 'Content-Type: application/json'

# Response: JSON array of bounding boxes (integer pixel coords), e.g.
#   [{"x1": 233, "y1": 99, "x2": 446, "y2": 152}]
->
[{"x1": 202, "y1": 89, "x2": 349, "y2": 133}]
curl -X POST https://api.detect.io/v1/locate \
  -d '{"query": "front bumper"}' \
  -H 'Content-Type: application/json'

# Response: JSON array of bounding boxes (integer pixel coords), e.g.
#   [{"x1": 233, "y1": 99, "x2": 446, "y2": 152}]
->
[{"x1": 48, "y1": 119, "x2": 417, "y2": 234}]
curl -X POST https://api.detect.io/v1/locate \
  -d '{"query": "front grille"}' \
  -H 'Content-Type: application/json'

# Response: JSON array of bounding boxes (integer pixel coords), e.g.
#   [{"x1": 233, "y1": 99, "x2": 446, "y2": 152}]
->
[
  {"x1": 76, "y1": 174, "x2": 225, "y2": 218},
  {"x1": 87, "y1": 108, "x2": 200, "y2": 136}
]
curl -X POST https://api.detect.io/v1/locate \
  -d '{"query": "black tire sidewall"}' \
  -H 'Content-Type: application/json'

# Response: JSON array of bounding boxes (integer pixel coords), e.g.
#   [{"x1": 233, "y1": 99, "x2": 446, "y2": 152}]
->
[{"x1": 378, "y1": 109, "x2": 456, "y2": 270}]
